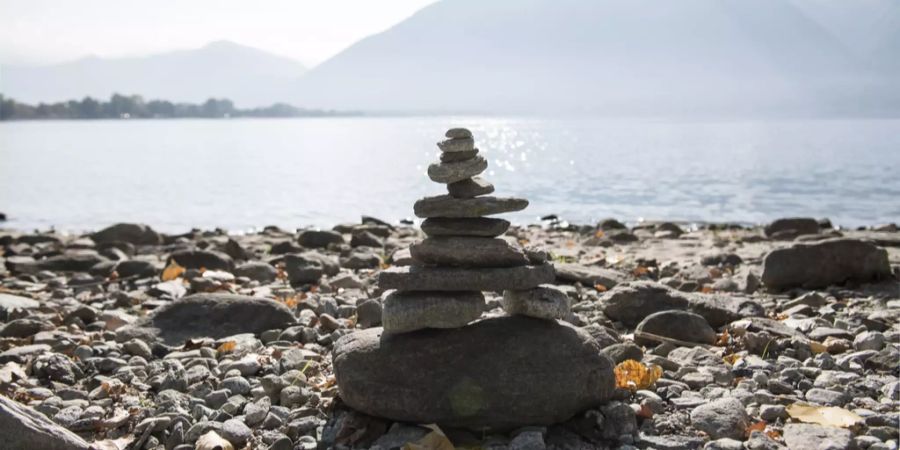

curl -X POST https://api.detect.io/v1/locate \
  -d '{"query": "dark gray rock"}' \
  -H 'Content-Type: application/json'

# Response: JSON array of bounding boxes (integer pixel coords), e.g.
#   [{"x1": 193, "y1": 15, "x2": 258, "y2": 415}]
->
[
  {"x1": 428, "y1": 156, "x2": 488, "y2": 184},
  {"x1": 761, "y1": 238, "x2": 891, "y2": 290},
  {"x1": 297, "y1": 230, "x2": 344, "y2": 248},
  {"x1": 356, "y1": 299, "x2": 383, "y2": 328},
  {"x1": 782, "y1": 424, "x2": 854, "y2": 450},
  {"x1": 410, "y1": 237, "x2": 529, "y2": 267},
  {"x1": 91, "y1": 222, "x2": 162, "y2": 246},
  {"x1": 382, "y1": 291, "x2": 484, "y2": 334},
  {"x1": 20, "y1": 251, "x2": 109, "y2": 273},
  {"x1": 602, "y1": 342, "x2": 643, "y2": 364},
  {"x1": 234, "y1": 261, "x2": 278, "y2": 283},
  {"x1": 688, "y1": 294, "x2": 764, "y2": 327},
  {"x1": 554, "y1": 263, "x2": 627, "y2": 288},
  {"x1": 167, "y1": 249, "x2": 234, "y2": 271},
  {"x1": 764, "y1": 217, "x2": 820, "y2": 238},
  {"x1": 445, "y1": 128, "x2": 472, "y2": 139},
  {"x1": 602, "y1": 281, "x2": 691, "y2": 327},
  {"x1": 447, "y1": 177, "x2": 494, "y2": 198},
  {"x1": 502, "y1": 285, "x2": 570, "y2": 320},
  {"x1": 333, "y1": 316, "x2": 615, "y2": 431},
  {"x1": 350, "y1": 230, "x2": 384, "y2": 248},
  {"x1": 284, "y1": 252, "x2": 339, "y2": 285},
  {"x1": 116, "y1": 293, "x2": 296, "y2": 345},
  {"x1": 690, "y1": 398, "x2": 751, "y2": 440},
  {"x1": 414, "y1": 195, "x2": 528, "y2": 218},
  {"x1": 378, "y1": 264, "x2": 555, "y2": 291},
  {"x1": 112, "y1": 259, "x2": 158, "y2": 278},
  {"x1": 421, "y1": 217, "x2": 510, "y2": 237},
  {"x1": 635, "y1": 310, "x2": 717, "y2": 345},
  {"x1": 437, "y1": 136, "x2": 475, "y2": 153},
  {"x1": 441, "y1": 148, "x2": 479, "y2": 163},
  {"x1": 0, "y1": 395, "x2": 92, "y2": 450}
]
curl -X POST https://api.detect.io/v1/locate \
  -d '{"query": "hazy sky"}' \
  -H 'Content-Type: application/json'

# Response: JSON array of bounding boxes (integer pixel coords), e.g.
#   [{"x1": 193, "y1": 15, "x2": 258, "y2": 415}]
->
[{"x1": 0, "y1": 0, "x2": 437, "y2": 67}]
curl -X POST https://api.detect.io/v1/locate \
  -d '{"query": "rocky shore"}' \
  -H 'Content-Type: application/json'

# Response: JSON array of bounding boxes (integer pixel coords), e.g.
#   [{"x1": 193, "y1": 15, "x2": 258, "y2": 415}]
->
[{"x1": 0, "y1": 216, "x2": 898, "y2": 450}]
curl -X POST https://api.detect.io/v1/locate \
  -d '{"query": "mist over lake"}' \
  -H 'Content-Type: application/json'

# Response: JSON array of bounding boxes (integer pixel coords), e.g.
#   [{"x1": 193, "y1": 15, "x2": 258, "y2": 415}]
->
[{"x1": 2, "y1": 116, "x2": 898, "y2": 232}]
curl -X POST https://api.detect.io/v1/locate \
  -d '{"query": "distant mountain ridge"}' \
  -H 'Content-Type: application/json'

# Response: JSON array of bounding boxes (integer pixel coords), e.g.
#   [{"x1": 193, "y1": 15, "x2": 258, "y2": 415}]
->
[
  {"x1": 1, "y1": 41, "x2": 306, "y2": 107},
  {"x1": 291, "y1": 0, "x2": 900, "y2": 115}
]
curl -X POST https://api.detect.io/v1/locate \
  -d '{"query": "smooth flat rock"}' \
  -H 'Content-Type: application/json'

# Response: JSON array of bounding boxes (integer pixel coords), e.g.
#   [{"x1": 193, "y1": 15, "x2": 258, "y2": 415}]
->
[
  {"x1": 782, "y1": 423, "x2": 854, "y2": 450},
  {"x1": 635, "y1": 310, "x2": 717, "y2": 345},
  {"x1": 297, "y1": 229, "x2": 345, "y2": 248},
  {"x1": 602, "y1": 281, "x2": 691, "y2": 327},
  {"x1": 689, "y1": 294, "x2": 764, "y2": 327},
  {"x1": 421, "y1": 217, "x2": 510, "y2": 237},
  {"x1": 13, "y1": 251, "x2": 109, "y2": 274},
  {"x1": 167, "y1": 249, "x2": 234, "y2": 271},
  {"x1": 445, "y1": 128, "x2": 472, "y2": 139},
  {"x1": 427, "y1": 156, "x2": 488, "y2": 184},
  {"x1": 91, "y1": 222, "x2": 162, "y2": 246},
  {"x1": 764, "y1": 217, "x2": 820, "y2": 238},
  {"x1": 414, "y1": 195, "x2": 528, "y2": 218},
  {"x1": 0, "y1": 395, "x2": 92, "y2": 450},
  {"x1": 502, "y1": 285, "x2": 570, "y2": 320},
  {"x1": 382, "y1": 290, "x2": 485, "y2": 334},
  {"x1": 0, "y1": 293, "x2": 39, "y2": 313},
  {"x1": 441, "y1": 148, "x2": 479, "y2": 163},
  {"x1": 761, "y1": 238, "x2": 891, "y2": 291},
  {"x1": 410, "y1": 237, "x2": 529, "y2": 267},
  {"x1": 333, "y1": 316, "x2": 615, "y2": 431},
  {"x1": 437, "y1": 136, "x2": 475, "y2": 153},
  {"x1": 554, "y1": 263, "x2": 628, "y2": 288},
  {"x1": 116, "y1": 293, "x2": 296, "y2": 346},
  {"x1": 283, "y1": 251, "x2": 340, "y2": 284},
  {"x1": 447, "y1": 177, "x2": 494, "y2": 198},
  {"x1": 378, "y1": 264, "x2": 555, "y2": 291}
]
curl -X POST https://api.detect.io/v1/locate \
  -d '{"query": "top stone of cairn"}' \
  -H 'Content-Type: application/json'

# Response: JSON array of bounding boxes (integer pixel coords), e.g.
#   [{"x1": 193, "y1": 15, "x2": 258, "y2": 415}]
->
[{"x1": 445, "y1": 127, "x2": 473, "y2": 139}]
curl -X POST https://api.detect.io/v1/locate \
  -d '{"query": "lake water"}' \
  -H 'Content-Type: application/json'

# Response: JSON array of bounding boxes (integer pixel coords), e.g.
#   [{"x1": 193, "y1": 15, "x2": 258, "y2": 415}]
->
[{"x1": 1, "y1": 117, "x2": 898, "y2": 233}]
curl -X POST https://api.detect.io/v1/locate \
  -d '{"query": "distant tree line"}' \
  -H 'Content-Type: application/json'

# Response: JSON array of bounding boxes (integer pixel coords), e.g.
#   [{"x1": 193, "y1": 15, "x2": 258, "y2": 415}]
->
[{"x1": 0, "y1": 93, "x2": 356, "y2": 120}]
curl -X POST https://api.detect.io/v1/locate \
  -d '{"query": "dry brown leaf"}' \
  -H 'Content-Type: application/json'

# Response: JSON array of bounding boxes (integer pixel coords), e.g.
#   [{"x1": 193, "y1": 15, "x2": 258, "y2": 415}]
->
[
  {"x1": 808, "y1": 341, "x2": 828, "y2": 354},
  {"x1": 722, "y1": 353, "x2": 743, "y2": 365},
  {"x1": 786, "y1": 404, "x2": 863, "y2": 428},
  {"x1": 594, "y1": 230, "x2": 605, "y2": 238},
  {"x1": 196, "y1": 431, "x2": 234, "y2": 450},
  {"x1": 160, "y1": 261, "x2": 185, "y2": 281},
  {"x1": 402, "y1": 424, "x2": 454, "y2": 450},
  {"x1": 594, "y1": 283, "x2": 608, "y2": 292},
  {"x1": 746, "y1": 420, "x2": 767, "y2": 437},
  {"x1": 632, "y1": 266, "x2": 650, "y2": 276},
  {"x1": 614, "y1": 359, "x2": 662, "y2": 391},
  {"x1": 715, "y1": 329, "x2": 730, "y2": 346},
  {"x1": 217, "y1": 341, "x2": 237, "y2": 353},
  {"x1": 700, "y1": 285, "x2": 714, "y2": 294}
]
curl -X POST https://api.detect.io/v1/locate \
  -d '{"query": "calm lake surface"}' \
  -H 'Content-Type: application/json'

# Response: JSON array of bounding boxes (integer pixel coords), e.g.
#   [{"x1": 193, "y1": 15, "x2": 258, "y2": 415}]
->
[{"x1": 1, "y1": 117, "x2": 898, "y2": 232}]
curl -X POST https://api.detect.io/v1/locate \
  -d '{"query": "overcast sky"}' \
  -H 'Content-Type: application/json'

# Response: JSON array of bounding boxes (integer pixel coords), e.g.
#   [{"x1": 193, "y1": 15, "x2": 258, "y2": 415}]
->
[{"x1": 0, "y1": 0, "x2": 437, "y2": 67}]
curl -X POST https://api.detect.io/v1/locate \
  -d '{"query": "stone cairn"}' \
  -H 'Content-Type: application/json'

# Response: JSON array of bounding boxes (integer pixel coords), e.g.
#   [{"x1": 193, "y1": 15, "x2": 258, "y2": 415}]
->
[{"x1": 378, "y1": 127, "x2": 569, "y2": 333}]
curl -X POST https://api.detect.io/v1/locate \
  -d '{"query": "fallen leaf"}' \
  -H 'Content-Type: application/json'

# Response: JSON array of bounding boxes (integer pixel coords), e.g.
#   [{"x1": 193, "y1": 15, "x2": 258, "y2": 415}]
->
[
  {"x1": 715, "y1": 329, "x2": 730, "y2": 346},
  {"x1": 722, "y1": 353, "x2": 743, "y2": 365},
  {"x1": 786, "y1": 404, "x2": 863, "y2": 428},
  {"x1": 196, "y1": 431, "x2": 234, "y2": 450},
  {"x1": 217, "y1": 341, "x2": 237, "y2": 353},
  {"x1": 614, "y1": 359, "x2": 662, "y2": 391},
  {"x1": 594, "y1": 230, "x2": 605, "y2": 238},
  {"x1": 402, "y1": 424, "x2": 454, "y2": 450},
  {"x1": 594, "y1": 283, "x2": 608, "y2": 292},
  {"x1": 160, "y1": 260, "x2": 185, "y2": 281},
  {"x1": 808, "y1": 341, "x2": 828, "y2": 354},
  {"x1": 700, "y1": 285, "x2": 714, "y2": 293},
  {"x1": 746, "y1": 420, "x2": 767, "y2": 437}
]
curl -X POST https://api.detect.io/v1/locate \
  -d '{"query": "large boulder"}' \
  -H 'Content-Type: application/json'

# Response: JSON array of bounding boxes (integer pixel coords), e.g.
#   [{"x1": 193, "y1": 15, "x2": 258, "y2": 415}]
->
[
  {"x1": 116, "y1": 293, "x2": 296, "y2": 345},
  {"x1": 333, "y1": 316, "x2": 615, "y2": 431},
  {"x1": 91, "y1": 223, "x2": 162, "y2": 246},
  {"x1": 602, "y1": 281, "x2": 690, "y2": 327},
  {"x1": 167, "y1": 249, "x2": 234, "y2": 271},
  {"x1": 0, "y1": 395, "x2": 91, "y2": 450},
  {"x1": 761, "y1": 238, "x2": 891, "y2": 291},
  {"x1": 764, "y1": 217, "x2": 820, "y2": 239}
]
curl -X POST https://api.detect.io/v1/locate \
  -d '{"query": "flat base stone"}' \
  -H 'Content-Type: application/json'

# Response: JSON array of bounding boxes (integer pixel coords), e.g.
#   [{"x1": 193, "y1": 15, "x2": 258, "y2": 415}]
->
[
  {"x1": 502, "y1": 285, "x2": 571, "y2": 320},
  {"x1": 421, "y1": 218, "x2": 510, "y2": 238},
  {"x1": 427, "y1": 156, "x2": 488, "y2": 184},
  {"x1": 448, "y1": 177, "x2": 494, "y2": 198},
  {"x1": 761, "y1": 238, "x2": 891, "y2": 290},
  {"x1": 382, "y1": 291, "x2": 484, "y2": 334},
  {"x1": 409, "y1": 237, "x2": 528, "y2": 267},
  {"x1": 333, "y1": 316, "x2": 615, "y2": 431},
  {"x1": 414, "y1": 195, "x2": 529, "y2": 218},
  {"x1": 378, "y1": 264, "x2": 555, "y2": 291}
]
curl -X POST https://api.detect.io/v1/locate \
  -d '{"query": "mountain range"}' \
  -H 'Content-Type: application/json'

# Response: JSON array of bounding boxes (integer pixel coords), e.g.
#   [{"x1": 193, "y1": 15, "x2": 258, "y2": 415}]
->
[
  {"x1": 2, "y1": 0, "x2": 898, "y2": 115},
  {"x1": 1, "y1": 41, "x2": 306, "y2": 107}
]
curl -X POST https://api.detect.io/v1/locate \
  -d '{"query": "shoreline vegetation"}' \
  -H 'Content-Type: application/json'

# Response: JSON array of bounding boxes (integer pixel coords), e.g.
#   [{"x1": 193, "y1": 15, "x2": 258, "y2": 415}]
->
[{"x1": 0, "y1": 93, "x2": 358, "y2": 120}]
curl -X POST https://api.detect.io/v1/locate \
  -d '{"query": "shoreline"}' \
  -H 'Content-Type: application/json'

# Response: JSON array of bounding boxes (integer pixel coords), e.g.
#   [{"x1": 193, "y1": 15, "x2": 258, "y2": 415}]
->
[{"x1": 1, "y1": 218, "x2": 898, "y2": 449}]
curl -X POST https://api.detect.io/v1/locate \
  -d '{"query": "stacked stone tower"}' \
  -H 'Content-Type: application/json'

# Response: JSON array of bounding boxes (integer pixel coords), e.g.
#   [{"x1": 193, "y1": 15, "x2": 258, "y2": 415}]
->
[{"x1": 379, "y1": 127, "x2": 565, "y2": 333}]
